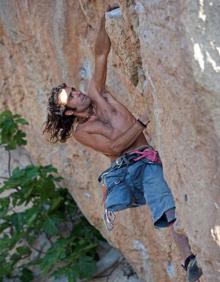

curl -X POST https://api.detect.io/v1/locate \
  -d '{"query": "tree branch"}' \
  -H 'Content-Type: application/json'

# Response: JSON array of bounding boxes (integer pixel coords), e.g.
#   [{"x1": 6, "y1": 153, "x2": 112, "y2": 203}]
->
[
  {"x1": 0, "y1": 176, "x2": 9, "y2": 180},
  {"x1": 8, "y1": 150, "x2": 11, "y2": 177}
]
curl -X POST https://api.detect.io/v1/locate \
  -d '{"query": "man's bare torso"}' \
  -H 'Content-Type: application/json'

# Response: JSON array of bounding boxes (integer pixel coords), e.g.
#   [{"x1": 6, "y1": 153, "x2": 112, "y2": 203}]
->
[{"x1": 74, "y1": 88, "x2": 148, "y2": 161}]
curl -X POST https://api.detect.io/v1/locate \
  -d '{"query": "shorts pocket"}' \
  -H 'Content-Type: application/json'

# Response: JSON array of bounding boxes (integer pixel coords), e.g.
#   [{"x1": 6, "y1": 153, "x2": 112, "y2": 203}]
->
[{"x1": 105, "y1": 175, "x2": 133, "y2": 212}]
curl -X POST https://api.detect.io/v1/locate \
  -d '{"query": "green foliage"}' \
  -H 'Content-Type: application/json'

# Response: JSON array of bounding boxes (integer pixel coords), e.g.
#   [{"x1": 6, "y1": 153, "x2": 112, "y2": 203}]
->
[
  {"x1": 0, "y1": 110, "x2": 28, "y2": 150},
  {"x1": 0, "y1": 111, "x2": 104, "y2": 281}
]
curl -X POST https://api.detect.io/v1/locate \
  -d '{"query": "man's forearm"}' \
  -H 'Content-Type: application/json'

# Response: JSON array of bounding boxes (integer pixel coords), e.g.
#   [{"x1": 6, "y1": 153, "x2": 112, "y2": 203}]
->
[
  {"x1": 95, "y1": 16, "x2": 111, "y2": 56},
  {"x1": 111, "y1": 121, "x2": 146, "y2": 154}
]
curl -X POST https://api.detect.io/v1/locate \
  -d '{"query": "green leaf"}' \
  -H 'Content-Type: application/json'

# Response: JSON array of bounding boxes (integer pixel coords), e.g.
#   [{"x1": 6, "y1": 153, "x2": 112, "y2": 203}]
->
[
  {"x1": 16, "y1": 246, "x2": 31, "y2": 256},
  {"x1": 41, "y1": 165, "x2": 58, "y2": 174},
  {"x1": 10, "y1": 253, "x2": 22, "y2": 262},
  {"x1": 0, "y1": 221, "x2": 9, "y2": 233},
  {"x1": 20, "y1": 268, "x2": 34, "y2": 282},
  {"x1": 67, "y1": 269, "x2": 79, "y2": 282},
  {"x1": 0, "y1": 234, "x2": 13, "y2": 255},
  {"x1": 0, "y1": 197, "x2": 10, "y2": 217},
  {"x1": 14, "y1": 117, "x2": 29, "y2": 125},
  {"x1": 25, "y1": 166, "x2": 39, "y2": 179},
  {"x1": 0, "y1": 110, "x2": 11, "y2": 123},
  {"x1": 24, "y1": 207, "x2": 40, "y2": 228},
  {"x1": 14, "y1": 130, "x2": 27, "y2": 146},
  {"x1": 53, "y1": 266, "x2": 78, "y2": 282},
  {"x1": 38, "y1": 177, "x2": 56, "y2": 201},
  {"x1": 10, "y1": 212, "x2": 25, "y2": 232},
  {"x1": 5, "y1": 139, "x2": 17, "y2": 150},
  {"x1": 0, "y1": 110, "x2": 28, "y2": 149},
  {"x1": 48, "y1": 197, "x2": 63, "y2": 212},
  {"x1": 78, "y1": 256, "x2": 97, "y2": 278},
  {"x1": 0, "y1": 261, "x2": 14, "y2": 277},
  {"x1": 12, "y1": 113, "x2": 22, "y2": 119},
  {"x1": 42, "y1": 216, "x2": 59, "y2": 236},
  {"x1": 39, "y1": 241, "x2": 67, "y2": 273}
]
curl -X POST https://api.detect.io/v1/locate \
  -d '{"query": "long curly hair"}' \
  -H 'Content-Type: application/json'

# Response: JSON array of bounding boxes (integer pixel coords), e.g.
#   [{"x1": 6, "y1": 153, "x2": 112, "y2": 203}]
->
[{"x1": 43, "y1": 83, "x2": 77, "y2": 143}]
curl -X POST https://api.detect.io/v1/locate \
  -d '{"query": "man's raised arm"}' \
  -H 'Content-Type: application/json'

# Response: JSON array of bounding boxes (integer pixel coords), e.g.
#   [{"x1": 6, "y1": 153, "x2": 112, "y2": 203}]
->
[{"x1": 92, "y1": 12, "x2": 111, "y2": 93}]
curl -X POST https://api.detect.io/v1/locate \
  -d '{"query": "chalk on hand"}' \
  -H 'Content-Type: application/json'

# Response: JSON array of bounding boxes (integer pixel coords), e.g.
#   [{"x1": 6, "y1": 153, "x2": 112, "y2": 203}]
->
[{"x1": 105, "y1": 7, "x2": 122, "y2": 19}]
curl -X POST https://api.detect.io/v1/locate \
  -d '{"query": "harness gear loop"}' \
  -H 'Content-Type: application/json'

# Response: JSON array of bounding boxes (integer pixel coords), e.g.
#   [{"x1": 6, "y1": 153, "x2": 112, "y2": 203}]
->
[{"x1": 104, "y1": 209, "x2": 116, "y2": 231}]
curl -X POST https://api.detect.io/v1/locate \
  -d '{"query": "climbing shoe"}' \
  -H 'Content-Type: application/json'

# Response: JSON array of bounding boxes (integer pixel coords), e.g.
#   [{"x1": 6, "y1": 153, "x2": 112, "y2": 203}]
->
[{"x1": 183, "y1": 255, "x2": 203, "y2": 282}]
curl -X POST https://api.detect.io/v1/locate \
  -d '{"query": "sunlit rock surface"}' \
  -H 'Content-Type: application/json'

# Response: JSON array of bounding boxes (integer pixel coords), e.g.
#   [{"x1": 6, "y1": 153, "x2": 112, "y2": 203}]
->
[{"x1": 0, "y1": 1, "x2": 219, "y2": 281}]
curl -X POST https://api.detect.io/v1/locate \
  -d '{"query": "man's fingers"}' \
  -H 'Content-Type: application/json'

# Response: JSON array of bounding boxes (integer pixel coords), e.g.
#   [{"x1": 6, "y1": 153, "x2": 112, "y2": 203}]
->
[{"x1": 106, "y1": 4, "x2": 120, "y2": 12}]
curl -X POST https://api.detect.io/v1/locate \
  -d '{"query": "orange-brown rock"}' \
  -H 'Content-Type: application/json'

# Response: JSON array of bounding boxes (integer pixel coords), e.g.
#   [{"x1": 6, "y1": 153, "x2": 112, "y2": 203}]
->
[{"x1": 0, "y1": 1, "x2": 219, "y2": 281}]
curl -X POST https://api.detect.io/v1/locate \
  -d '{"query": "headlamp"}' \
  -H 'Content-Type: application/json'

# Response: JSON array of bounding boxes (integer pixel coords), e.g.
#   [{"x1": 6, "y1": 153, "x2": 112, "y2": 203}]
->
[{"x1": 59, "y1": 89, "x2": 68, "y2": 105}]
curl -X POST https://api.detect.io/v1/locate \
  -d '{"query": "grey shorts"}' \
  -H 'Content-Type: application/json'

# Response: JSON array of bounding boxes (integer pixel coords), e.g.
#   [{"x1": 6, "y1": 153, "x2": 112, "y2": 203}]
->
[{"x1": 99, "y1": 157, "x2": 176, "y2": 229}]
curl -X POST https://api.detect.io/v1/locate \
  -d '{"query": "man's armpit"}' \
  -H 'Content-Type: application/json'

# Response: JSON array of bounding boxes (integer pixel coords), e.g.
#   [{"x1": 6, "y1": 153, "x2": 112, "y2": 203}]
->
[{"x1": 87, "y1": 78, "x2": 107, "y2": 102}]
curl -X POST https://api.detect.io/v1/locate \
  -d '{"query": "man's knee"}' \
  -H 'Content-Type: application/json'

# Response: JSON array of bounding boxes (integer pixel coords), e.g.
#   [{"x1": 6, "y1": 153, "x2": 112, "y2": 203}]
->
[{"x1": 172, "y1": 218, "x2": 185, "y2": 235}]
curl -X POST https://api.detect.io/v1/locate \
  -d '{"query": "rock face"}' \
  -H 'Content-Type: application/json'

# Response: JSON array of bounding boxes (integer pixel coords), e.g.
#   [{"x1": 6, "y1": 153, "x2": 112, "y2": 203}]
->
[{"x1": 0, "y1": 1, "x2": 219, "y2": 281}]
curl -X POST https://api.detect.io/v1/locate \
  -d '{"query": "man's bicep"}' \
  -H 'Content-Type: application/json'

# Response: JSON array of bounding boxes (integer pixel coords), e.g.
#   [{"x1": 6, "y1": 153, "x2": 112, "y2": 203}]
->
[{"x1": 93, "y1": 54, "x2": 107, "y2": 93}]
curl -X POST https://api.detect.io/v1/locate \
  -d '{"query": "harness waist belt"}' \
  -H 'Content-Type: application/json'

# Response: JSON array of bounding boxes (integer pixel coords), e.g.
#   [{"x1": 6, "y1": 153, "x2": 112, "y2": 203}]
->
[{"x1": 98, "y1": 145, "x2": 161, "y2": 183}]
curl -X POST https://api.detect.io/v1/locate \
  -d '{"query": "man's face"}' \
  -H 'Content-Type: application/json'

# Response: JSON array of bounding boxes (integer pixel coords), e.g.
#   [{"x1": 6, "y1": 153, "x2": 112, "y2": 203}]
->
[{"x1": 57, "y1": 86, "x2": 91, "y2": 113}]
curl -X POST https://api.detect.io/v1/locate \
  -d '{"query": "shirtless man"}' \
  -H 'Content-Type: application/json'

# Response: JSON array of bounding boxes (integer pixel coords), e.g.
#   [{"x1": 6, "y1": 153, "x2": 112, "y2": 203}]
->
[{"x1": 43, "y1": 7, "x2": 202, "y2": 282}]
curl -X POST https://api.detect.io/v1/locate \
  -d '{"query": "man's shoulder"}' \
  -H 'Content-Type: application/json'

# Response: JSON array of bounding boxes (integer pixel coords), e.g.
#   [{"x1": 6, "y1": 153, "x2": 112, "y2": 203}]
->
[
  {"x1": 73, "y1": 123, "x2": 89, "y2": 142},
  {"x1": 74, "y1": 121, "x2": 89, "y2": 134}
]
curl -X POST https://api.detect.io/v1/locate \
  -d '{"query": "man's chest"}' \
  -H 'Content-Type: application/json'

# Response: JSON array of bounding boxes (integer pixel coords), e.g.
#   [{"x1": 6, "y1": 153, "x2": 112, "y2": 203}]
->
[{"x1": 93, "y1": 95, "x2": 136, "y2": 138}]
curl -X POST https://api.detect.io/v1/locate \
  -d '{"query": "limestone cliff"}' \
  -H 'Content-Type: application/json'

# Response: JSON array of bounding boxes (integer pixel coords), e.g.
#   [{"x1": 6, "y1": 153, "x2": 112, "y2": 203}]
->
[{"x1": 0, "y1": 1, "x2": 219, "y2": 281}]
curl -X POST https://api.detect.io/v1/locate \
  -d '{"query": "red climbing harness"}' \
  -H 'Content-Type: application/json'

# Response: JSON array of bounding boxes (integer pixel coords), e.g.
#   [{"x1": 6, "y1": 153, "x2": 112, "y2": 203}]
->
[{"x1": 131, "y1": 147, "x2": 161, "y2": 163}]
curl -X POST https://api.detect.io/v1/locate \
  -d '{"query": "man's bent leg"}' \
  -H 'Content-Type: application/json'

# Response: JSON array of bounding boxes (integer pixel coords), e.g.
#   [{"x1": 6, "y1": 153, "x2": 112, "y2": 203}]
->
[
  {"x1": 169, "y1": 223, "x2": 193, "y2": 260},
  {"x1": 169, "y1": 223, "x2": 203, "y2": 282},
  {"x1": 141, "y1": 163, "x2": 203, "y2": 281}
]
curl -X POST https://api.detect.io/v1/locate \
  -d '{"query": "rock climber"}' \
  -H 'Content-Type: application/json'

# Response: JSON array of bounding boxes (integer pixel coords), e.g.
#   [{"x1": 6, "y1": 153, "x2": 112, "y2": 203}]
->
[{"x1": 43, "y1": 6, "x2": 203, "y2": 282}]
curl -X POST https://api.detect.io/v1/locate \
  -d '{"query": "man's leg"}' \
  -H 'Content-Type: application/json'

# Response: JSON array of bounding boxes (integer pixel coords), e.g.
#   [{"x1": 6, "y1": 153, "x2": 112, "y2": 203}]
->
[
  {"x1": 140, "y1": 163, "x2": 203, "y2": 281},
  {"x1": 169, "y1": 224, "x2": 193, "y2": 259},
  {"x1": 169, "y1": 223, "x2": 203, "y2": 282}
]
